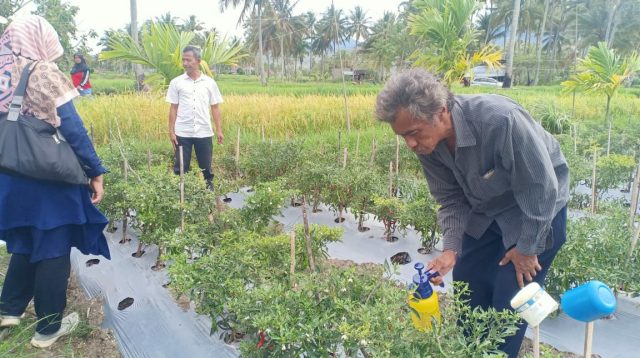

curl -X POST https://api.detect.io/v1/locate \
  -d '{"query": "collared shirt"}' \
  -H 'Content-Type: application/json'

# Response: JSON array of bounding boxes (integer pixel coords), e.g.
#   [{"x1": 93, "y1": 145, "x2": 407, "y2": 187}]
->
[
  {"x1": 418, "y1": 94, "x2": 569, "y2": 255},
  {"x1": 166, "y1": 73, "x2": 223, "y2": 138}
]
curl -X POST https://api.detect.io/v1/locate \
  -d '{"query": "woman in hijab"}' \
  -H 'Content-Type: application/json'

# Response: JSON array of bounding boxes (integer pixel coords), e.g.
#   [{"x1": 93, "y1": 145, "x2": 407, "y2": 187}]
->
[
  {"x1": 70, "y1": 53, "x2": 92, "y2": 96},
  {"x1": 0, "y1": 15, "x2": 110, "y2": 348}
]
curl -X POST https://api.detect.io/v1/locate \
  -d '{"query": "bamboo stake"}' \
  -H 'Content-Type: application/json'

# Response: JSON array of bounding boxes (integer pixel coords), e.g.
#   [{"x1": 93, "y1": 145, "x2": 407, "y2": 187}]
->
[
  {"x1": 607, "y1": 121, "x2": 612, "y2": 156},
  {"x1": 302, "y1": 197, "x2": 316, "y2": 272},
  {"x1": 574, "y1": 125, "x2": 577, "y2": 154},
  {"x1": 355, "y1": 131, "x2": 360, "y2": 159},
  {"x1": 337, "y1": 131, "x2": 342, "y2": 164},
  {"x1": 370, "y1": 138, "x2": 377, "y2": 166},
  {"x1": 395, "y1": 135, "x2": 400, "y2": 174},
  {"x1": 261, "y1": 123, "x2": 265, "y2": 142},
  {"x1": 343, "y1": 148, "x2": 348, "y2": 169},
  {"x1": 591, "y1": 150, "x2": 598, "y2": 214},
  {"x1": 533, "y1": 325, "x2": 540, "y2": 358},
  {"x1": 121, "y1": 158, "x2": 129, "y2": 244},
  {"x1": 389, "y1": 161, "x2": 394, "y2": 198},
  {"x1": 235, "y1": 128, "x2": 240, "y2": 167},
  {"x1": 147, "y1": 148, "x2": 152, "y2": 171},
  {"x1": 629, "y1": 225, "x2": 640, "y2": 259},
  {"x1": 179, "y1": 146, "x2": 185, "y2": 231},
  {"x1": 629, "y1": 164, "x2": 640, "y2": 228},
  {"x1": 584, "y1": 322, "x2": 594, "y2": 358},
  {"x1": 289, "y1": 231, "x2": 296, "y2": 287}
]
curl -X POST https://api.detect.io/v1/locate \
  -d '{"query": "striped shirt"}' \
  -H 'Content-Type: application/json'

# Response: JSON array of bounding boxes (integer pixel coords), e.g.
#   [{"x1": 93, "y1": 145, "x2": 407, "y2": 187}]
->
[{"x1": 418, "y1": 94, "x2": 569, "y2": 255}]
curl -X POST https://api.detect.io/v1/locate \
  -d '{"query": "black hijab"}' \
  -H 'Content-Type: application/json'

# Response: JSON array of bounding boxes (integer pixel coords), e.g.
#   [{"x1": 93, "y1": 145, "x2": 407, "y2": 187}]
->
[{"x1": 70, "y1": 53, "x2": 89, "y2": 74}]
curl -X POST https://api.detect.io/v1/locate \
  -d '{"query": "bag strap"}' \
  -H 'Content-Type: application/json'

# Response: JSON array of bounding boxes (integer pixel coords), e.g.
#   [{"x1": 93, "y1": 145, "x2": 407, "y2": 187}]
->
[{"x1": 7, "y1": 61, "x2": 37, "y2": 122}]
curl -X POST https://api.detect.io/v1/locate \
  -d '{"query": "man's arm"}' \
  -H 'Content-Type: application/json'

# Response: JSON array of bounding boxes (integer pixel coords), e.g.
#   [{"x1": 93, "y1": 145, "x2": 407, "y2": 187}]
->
[
  {"x1": 211, "y1": 104, "x2": 224, "y2": 144},
  {"x1": 168, "y1": 103, "x2": 178, "y2": 149}
]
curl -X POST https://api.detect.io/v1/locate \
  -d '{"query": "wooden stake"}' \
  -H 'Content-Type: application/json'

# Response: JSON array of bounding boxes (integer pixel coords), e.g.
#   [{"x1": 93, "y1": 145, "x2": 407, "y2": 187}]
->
[
  {"x1": 179, "y1": 146, "x2": 185, "y2": 231},
  {"x1": 147, "y1": 148, "x2": 152, "y2": 171},
  {"x1": 355, "y1": 131, "x2": 360, "y2": 159},
  {"x1": 261, "y1": 123, "x2": 265, "y2": 142},
  {"x1": 629, "y1": 164, "x2": 640, "y2": 228},
  {"x1": 302, "y1": 196, "x2": 316, "y2": 272},
  {"x1": 289, "y1": 231, "x2": 296, "y2": 287},
  {"x1": 121, "y1": 158, "x2": 129, "y2": 244},
  {"x1": 343, "y1": 148, "x2": 348, "y2": 169},
  {"x1": 574, "y1": 125, "x2": 577, "y2": 154},
  {"x1": 533, "y1": 325, "x2": 540, "y2": 358},
  {"x1": 395, "y1": 135, "x2": 400, "y2": 174},
  {"x1": 591, "y1": 150, "x2": 598, "y2": 214},
  {"x1": 370, "y1": 138, "x2": 377, "y2": 166},
  {"x1": 337, "y1": 131, "x2": 342, "y2": 164},
  {"x1": 389, "y1": 161, "x2": 394, "y2": 198},
  {"x1": 235, "y1": 128, "x2": 240, "y2": 166},
  {"x1": 584, "y1": 321, "x2": 594, "y2": 358}
]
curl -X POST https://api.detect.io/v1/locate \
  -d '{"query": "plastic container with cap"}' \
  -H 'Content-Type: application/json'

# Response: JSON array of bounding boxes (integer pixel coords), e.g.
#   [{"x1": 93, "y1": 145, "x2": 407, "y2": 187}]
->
[
  {"x1": 408, "y1": 262, "x2": 442, "y2": 331},
  {"x1": 560, "y1": 280, "x2": 617, "y2": 322},
  {"x1": 510, "y1": 282, "x2": 558, "y2": 327}
]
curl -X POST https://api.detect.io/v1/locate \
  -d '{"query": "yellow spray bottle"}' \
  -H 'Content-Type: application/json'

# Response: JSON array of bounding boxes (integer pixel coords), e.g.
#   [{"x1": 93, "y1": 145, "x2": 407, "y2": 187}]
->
[{"x1": 408, "y1": 262, "x2": 442, "y2": 331}]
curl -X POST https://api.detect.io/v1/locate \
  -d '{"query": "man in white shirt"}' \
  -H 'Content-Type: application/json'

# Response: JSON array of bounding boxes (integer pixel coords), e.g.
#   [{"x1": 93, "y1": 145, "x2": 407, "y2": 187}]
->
[{"x1": 166, "y1": 46, "x2": 224, "y2": 189}]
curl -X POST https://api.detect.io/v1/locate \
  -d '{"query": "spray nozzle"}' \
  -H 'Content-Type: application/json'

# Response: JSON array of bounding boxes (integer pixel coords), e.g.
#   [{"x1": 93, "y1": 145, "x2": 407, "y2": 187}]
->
[{"x1": 413, "y1": 263, "x2": 444, "y2": 288}]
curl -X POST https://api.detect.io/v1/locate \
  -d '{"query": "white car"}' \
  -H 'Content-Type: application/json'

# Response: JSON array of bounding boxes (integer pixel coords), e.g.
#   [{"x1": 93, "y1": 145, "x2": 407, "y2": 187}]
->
[{"x1": 471, "y1": 77, "x2": 503, "y2": 88}]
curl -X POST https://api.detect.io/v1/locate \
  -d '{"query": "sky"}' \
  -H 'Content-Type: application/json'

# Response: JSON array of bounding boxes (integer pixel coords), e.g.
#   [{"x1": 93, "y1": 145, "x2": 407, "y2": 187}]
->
[{"x1": 15, "y1": 0, "x2": 406, "y2": 53}]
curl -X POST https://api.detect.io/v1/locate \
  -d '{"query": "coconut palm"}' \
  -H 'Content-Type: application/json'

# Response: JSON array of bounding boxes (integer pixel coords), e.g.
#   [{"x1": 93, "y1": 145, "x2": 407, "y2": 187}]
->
[
  {"x1": 409, "y1": 0, "x2": 503, "y2": 85},
  {"x1": 562, "y1": 42, "x2": 640, "y2": 154},
  {"x1": 348, "y1": 6, "x2": 371, "y2": 50},
  {"x1": 99, "y1": 23, "x2": 246, "y2": 87},
  {"x1": 503, "y1": 0, "x2": 521, "y2": 88},
  {"x1": 220, "y1": 0, "x2": 267, "y2": 85}
]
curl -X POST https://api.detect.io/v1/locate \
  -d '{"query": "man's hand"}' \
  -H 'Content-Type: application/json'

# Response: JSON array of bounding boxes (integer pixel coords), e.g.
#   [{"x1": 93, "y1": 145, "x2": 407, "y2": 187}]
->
[
  {"x1": 426, "y1": 250, "x2": 456, "y2": 286},
  {"x1": 499, "y1": 247, "x2": 542, "y2": 288},
  {"x1": 169, "y1": 132, "x2": 178, "y2": 150},
  {"x1": 216, "y1": 132, "x2": 224, "y2": 145},
  {"x1": 89, "y1": 175, "x2": 104, "y2": 205}
]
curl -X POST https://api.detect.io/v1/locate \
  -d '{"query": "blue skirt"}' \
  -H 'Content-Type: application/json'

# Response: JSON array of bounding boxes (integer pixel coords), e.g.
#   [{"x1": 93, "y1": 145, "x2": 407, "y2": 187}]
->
[{"x1": 0, "y1": 173, "x2": 110, "y2": 263}]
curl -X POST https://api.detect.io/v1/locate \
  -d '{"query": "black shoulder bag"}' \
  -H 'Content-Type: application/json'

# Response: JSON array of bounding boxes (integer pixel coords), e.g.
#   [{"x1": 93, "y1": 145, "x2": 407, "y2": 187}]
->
[{"x1": 0, "y1": 62, "x2": 89, "y2": 185}]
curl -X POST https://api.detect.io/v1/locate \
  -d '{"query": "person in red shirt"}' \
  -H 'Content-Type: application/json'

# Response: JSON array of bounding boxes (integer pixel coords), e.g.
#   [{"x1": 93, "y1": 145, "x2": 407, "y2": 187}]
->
[{"x1": 70, "y1": 53, "x2": 91, "y2": 96}]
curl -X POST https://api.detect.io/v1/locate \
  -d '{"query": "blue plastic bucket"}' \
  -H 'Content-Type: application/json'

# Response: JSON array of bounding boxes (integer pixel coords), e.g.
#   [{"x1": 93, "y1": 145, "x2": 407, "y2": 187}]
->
[{"x1": 560, "y1": 280, "x2": 617, "y2": 322}]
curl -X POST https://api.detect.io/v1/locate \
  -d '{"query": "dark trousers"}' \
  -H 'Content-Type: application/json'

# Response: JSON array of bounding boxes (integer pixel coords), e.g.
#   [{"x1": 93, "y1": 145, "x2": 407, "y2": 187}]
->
[
  {"x1": 0, "y1": 254, "x2": 71, "y2": 334},
  {"x1": 452, "y1": 206, "x2": 567, "y2": 358},
  {"x1": 173, "y1": 136, "x2": 214, "y2": 184}
]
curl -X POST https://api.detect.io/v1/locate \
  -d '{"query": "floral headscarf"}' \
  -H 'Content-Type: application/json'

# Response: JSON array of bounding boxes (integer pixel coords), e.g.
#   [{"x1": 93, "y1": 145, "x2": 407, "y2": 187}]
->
[{"x1": 0, "y1": 15, "x2": 77, "y2": 127}]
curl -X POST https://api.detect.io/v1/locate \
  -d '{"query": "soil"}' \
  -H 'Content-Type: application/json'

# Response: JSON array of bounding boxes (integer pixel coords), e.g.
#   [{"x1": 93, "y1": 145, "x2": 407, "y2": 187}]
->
[
  {"x1": 334, "y1": 217, "x2": 346, "y2": 223},
  {"x1": 0, "y1": 251, "x2": 120, "y2": 357},
  {"x1": 390, "y1": 251, "x2": 412, "y2": 265},
  {"x1": 417, "y1": 247, "x2": 431, "y2": 255},
  {"x1": 357, "y1": 226, "x2": 370, "y2": 232},
  {"x1": 518, "y1": 337, "x2": 592, "y2": 358}
]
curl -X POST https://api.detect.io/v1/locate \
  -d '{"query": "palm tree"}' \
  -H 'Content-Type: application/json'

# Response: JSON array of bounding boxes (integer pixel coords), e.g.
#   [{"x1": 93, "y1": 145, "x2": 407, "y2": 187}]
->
[
  {"x1": 503, "y1": 0, "x2": 521, "y2": 88},
  {"x1": 409, "y1": 0, "x2": 503, "y2": 85},
  {"x1": 362, "y1": 11, "x2": 400, "y2": 81},
  {"x1": 533, "y1": 0, "x2": 551, "y2": 85},
  {"x1": 318, "y1": 4, "x2": 349, "y2": 56},
  {"x1": 181, "y1": 15, "x2": 205, "y2": 33},
  {"x1": 348, "y1": 6, "x2": 371, "y2": 51},
  {"x1": 562, "y1": 42, "x2": 640, "y2": 155},
  {"x1": 155, "y1": 12, "x2": 178, "y2": 26},
  {"x1": 220, "y1": 0, "x2": 267, "y2": 85},
  {"x1": 130, "y1": 0, "x2": 144, "y2": 90},
  {"x1": 271, "y1": 0, "x2": 303, "y2": 78},
  {"x1": 100, "y1": 23, "x2": 246, "y2": 87}
]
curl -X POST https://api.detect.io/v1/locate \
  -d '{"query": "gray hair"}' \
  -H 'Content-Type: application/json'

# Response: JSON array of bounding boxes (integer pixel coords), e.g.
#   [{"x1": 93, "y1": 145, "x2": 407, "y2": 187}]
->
[
  {"x1": 375, "y1": 68, "x2": 453, "y2": 124},
  {"x1": 182, "y1": 45, "x2": 201, "y2": 60}
]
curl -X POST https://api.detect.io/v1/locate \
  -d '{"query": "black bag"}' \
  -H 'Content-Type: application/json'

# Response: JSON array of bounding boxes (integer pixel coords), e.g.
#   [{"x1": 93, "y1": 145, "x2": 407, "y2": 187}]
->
[{"x1": 0, "y1": 62, "x2": 89, "y2": 185}]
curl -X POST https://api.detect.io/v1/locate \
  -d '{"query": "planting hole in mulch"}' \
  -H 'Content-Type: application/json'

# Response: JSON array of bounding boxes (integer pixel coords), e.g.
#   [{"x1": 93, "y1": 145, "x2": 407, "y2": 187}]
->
[
  {"x1": 292, "y1": 202, "x2": 303, "y2": 207},
  {"x1": 417, "y1": 247, "x2": 430, "y2": 255},
  {"x1": 119, "y1": 237, "x2": 131, "y2": 244},
  {"x1": 391, "y1": 252, "x2": 411, "y2": 265},
  {"x1": 85, "y1": 259, "x2": 100, "y2": 267},
  {"x1": 162, "y1": 282, "x2": 171, "y2": 288},
  {"x1": 358, "y1": 226, "x2": 370, "y2": 232},
  {"x1": 131, "y1": 251, "x2": 146, "y2": 258},
  {"x1": 246, "y1": 187, "x2": 254, "y2": 192},
  {"x1": 151, "y1": 263, "x2": 166, "y2": 271},
  {"x1": 106, "y1": 226, "x2": 118, "y2": 233},
  {"x1": 387, "y1": 236, "x2": 400, "y2": 242},
  {"x1": 312, "y1": 208, "x2": 322, "y2": 213},
  {"x1": 223, "y1": 197, "x2": 232, "y2": 203},
  {"x1": 334, "y1": 217, "x2": 346, "y2": 223},
  {"x1": 117, "y1": 297, "x2": 134, "y2": 311}
]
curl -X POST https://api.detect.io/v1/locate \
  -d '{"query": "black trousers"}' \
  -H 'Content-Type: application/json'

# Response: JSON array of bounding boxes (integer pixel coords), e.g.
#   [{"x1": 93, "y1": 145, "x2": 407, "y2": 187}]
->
[
  {"x1": 173, "y1": 136, "x2": 214, "y2": 184},
  {"x1": 0, "y1": 254, "x2": 71, "y2": 334},
  {"x1": 452, "y1": 206, "x2": 567, "y2": 358}
]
